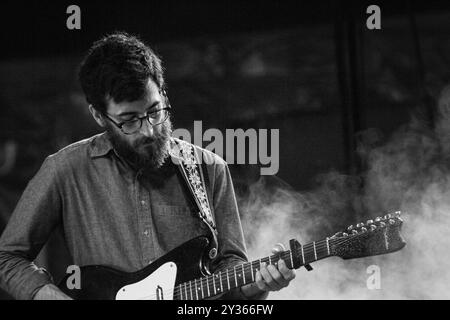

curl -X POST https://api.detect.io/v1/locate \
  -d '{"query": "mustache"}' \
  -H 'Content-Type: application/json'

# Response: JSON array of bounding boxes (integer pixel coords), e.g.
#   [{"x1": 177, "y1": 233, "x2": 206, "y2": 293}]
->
[{"x1": 135, "y1": 133, "x2": 167, "y2": 146}]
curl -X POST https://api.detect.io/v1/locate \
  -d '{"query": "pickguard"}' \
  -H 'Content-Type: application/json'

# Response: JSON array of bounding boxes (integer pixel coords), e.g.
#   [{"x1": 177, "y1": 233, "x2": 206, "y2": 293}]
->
[{"x1": 115, "y1": 262, "x2": 177, "y2": 300}]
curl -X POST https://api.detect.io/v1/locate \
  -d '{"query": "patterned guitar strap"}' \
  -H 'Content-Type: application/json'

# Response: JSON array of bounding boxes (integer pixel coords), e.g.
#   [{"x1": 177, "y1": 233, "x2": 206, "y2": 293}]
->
[{"x1": 170, "y1": 138, "x2": 219, "y2": 261}]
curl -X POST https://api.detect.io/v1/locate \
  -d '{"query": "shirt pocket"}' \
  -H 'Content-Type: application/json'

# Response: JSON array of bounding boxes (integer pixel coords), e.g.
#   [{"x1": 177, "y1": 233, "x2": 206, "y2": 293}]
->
[{"x1": 151, "y1": 205, "x2": 209, "y2": 251}]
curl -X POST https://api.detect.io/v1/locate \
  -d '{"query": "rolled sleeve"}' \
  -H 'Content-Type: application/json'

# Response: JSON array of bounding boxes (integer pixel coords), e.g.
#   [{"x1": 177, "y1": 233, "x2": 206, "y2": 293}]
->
[{"x1": 0, "y1": 155, "x2": 61, "y2": 299}]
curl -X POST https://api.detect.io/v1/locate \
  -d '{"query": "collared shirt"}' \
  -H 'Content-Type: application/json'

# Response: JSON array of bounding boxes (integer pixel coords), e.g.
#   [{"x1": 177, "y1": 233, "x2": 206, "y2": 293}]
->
[{"x1": 0, "y1": 133, "x2": 251, "y2": 300}]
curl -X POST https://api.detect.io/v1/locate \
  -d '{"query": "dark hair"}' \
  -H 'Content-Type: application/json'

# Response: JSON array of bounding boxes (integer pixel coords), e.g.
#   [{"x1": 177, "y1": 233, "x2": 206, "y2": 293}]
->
[{"x1": 78, "y1": 31, "x2": 166, "y2": 113}]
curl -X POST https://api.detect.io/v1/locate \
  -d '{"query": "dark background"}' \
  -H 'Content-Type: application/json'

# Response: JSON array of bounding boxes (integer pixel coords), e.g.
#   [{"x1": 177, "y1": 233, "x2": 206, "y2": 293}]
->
[{"x1": 1, "y1": 0, "x2": 450, "y2": 299}]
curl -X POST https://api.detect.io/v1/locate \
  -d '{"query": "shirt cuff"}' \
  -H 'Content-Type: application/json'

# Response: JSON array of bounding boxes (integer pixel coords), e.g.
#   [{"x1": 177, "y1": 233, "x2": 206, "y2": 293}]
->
[{"x1": 15, "y1": 267, "x2": 53, "y2": 300}]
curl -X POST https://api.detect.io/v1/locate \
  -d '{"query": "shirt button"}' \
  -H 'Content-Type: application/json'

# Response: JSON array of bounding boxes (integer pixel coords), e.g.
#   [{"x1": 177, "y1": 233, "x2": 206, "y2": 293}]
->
[
  {"x1": 141, "y1": 200, "x2": 146, "y2": 206},
  {"x1": 143, "y1": 229, "x2": 150, "y2": 237}
]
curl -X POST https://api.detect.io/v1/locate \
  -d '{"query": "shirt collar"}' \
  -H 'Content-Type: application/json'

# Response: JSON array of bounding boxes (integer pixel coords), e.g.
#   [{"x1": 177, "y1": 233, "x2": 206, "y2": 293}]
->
[{"x1": 89, "y1": 132, "x2": 114, "y2": 158}]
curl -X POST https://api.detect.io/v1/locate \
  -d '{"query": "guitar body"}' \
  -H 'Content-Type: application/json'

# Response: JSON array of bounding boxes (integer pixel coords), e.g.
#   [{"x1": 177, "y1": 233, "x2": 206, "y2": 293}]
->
[{"x1": 58, "y1": 236, "x2": 211, "y2": 300}]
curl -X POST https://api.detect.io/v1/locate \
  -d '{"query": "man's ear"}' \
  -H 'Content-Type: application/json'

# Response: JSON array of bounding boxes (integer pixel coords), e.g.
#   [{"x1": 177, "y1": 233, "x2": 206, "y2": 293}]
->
[{"x1": 89, "y1": 105, "x2": 106, "y2": 127}]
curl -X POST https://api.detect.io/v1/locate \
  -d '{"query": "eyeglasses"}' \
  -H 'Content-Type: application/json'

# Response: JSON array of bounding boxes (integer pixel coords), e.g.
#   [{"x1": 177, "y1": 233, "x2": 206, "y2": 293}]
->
[{"x1": 103, "y1": 107, "x2": 171, "y2": 135}]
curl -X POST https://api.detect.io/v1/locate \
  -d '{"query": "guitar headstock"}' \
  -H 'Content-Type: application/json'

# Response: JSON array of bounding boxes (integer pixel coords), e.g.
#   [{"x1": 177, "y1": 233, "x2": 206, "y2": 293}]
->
[{"x1": 330, "y1": 211, "x2": 406, "y2": 259}]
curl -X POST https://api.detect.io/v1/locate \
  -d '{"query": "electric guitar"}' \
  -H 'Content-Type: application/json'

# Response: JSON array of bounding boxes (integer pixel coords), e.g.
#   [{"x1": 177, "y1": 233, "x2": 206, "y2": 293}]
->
[{"x1": 58, "y1": 211, "x2": 406, "y2": 300}]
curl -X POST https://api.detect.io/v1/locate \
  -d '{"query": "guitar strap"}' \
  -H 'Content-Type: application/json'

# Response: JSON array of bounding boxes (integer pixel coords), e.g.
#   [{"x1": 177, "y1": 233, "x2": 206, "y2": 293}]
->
[{"x1": 170, "y1": 138, "x2": 219, "y2": 260}]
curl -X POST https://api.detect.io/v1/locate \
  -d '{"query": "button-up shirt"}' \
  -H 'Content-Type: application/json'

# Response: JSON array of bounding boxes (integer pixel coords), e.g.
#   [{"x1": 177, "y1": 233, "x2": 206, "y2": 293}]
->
[{"x1": 0, "y1": 133, "x2": 251, "y2": 300}]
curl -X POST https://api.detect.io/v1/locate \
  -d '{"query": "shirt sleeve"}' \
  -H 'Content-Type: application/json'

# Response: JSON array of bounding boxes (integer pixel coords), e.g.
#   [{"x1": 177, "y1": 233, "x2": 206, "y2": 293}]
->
[
  {"x1": 208, "y1": 160, "x2": 268, "y2": 300},
  {"x1": 0, "y1": 155, "x2": 62, "y2": 300}
]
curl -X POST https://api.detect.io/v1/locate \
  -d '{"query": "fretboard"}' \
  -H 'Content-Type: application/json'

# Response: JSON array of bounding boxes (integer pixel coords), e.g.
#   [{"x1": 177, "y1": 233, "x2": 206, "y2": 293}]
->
[{"x1": 174, "y1": 237, "x2": 333, "y2": 300}]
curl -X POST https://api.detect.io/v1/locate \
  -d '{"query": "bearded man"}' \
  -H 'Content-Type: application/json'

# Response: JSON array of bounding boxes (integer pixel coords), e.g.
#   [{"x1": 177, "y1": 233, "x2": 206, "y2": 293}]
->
[{"x1": 0, "y1": 32, "x2": 295, "y2": 300}]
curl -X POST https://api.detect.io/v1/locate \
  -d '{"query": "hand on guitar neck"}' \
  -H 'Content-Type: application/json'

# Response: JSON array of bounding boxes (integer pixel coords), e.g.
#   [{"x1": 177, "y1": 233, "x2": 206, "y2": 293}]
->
[{"x1": 240, "y1": 244, "x2": 296, "y2": 299}]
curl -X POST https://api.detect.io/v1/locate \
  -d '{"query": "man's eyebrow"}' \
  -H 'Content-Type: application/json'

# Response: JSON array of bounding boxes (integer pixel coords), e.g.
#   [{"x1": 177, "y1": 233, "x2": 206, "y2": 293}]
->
[{"x1": 116, "y1": 101, "x2": 160, "y2": 117}]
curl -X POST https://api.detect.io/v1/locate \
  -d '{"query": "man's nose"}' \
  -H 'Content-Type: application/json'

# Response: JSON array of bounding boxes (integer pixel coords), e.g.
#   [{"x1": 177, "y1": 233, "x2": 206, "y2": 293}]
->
[{"x1": 139, "y1": 118, "x2": 155, "y2": 138}]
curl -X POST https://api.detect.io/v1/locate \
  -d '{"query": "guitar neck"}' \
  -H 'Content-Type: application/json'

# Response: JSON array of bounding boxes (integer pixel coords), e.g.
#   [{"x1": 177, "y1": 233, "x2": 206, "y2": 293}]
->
[{"x1": 174, "y1": 238, "x2": 334, "y2": 300}]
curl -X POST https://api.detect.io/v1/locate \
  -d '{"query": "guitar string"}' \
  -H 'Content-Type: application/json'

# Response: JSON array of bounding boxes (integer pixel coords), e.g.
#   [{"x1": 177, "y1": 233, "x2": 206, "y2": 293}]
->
[
  {"x1": 137, "y1": 236, "x2": 361, "y2": 300},
  {"x1": 142, "y1": 237, "x2": 370, "y2": 300},
  {"x1": 169, "y1": 233, "x2": 384, "y2": 300},
  {"x1": 137, "y1": 250, "x2": 298, "y2": 300},
  {"x1": 141, "y1": 244, "x2": 321, "y2": 300},
  {"x1": 142, "y1": 237, "x2": 362, "y2": 300}
]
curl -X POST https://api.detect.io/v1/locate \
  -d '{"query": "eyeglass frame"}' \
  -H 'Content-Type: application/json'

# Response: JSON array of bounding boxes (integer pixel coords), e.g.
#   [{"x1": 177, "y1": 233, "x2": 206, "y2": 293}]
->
[{"x1": 101, "y1": 106, "x2": 171, "y2": 135}]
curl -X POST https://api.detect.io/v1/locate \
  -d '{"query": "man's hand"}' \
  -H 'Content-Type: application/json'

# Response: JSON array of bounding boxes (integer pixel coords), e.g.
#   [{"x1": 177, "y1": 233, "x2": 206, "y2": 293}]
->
[
  {"x1": 241, "y1": 244, "x2": 296, "y2": 298},
  {"x1": 33, "y1": 284, "x2": 73, "y2": 300}
]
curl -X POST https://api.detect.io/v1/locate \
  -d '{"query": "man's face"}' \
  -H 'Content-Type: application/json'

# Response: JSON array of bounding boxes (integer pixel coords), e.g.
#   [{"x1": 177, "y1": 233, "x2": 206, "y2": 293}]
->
[{"x1": 103, "y1": 79, "x2": 172, "y2": 170}]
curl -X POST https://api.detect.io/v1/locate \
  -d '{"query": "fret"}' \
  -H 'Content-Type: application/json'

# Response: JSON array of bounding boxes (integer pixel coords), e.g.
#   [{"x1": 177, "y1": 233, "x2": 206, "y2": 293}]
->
[
  {"x1": 219, "y1": 272, "x2": 224, "y2": 292},
  {"x1": 200, "y1": 278, "x2": 204, "y2": 299},
  {"x1": 212, "y1": 274, "x2": 217, "y2": 295},
  {"x1": 189, "y1": 281, "x2": 193, "y2": 300},
  {"x1": 268, "y1": 255, "x2": 272, "y2": 265},
  {"x1": 234, "y1": 265, "x2": 238, "y2": 287},
  {"x1": 206, "y1": 276, "x2": 210, "y2": 297},
  {"x1": 313, "y1": 241, "x2": 318, "y2": 260},
  {"x1": 184, "y1": 283, "x2": 188, "y2": 300},
  {"x1": 326, "y1": 237, "x2": 330, "y2": 255},
  {"x1": 251, "y1": 262, "x2": 254, "y2": 281},
  {"x1": 241, "y1": 264, "x2": 246, "y2": 285},
  {"x1": 215, "y1": 274, "x2": 221, "y2": 294},
  {"x1": 301, "y1": 245, "x2": 305, "y2": 264},
  {"x1": 226, "y1": 269, "x2": 230, "y2": 290},
  {"x1": 180, "y1": 283, "x2": 183, "y2": 300},
  {"x1": 289, "y1": 250, "x2": 294, "y2": 269},
  {"x1": 194, "y1": 279, "x2": 198, "y2": 300}
]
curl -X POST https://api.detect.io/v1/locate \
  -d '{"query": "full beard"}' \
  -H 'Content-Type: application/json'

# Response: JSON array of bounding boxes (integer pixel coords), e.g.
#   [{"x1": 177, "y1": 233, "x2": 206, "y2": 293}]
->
[{"x1": 105, "y1": 119, "x2": 173, "y2": 171}]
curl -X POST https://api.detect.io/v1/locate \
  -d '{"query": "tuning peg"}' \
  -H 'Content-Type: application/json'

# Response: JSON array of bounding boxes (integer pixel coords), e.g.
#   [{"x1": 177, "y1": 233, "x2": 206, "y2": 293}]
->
[
  {"x1": 394, "y1": 211, "x2": 401, "y2": 216},
  {"x1": 370, "y1": 225, "x2": 377, "y2": 231},
  {"x1": 366, "y1": 219, "x2": 373, "y2": 225},
  {"x1": 388, "y1": 219, "x2": 396, "y2": 225},
  {"x1": 356, "y1": 223, "x2": 364, "y2": 228},
  {"x1": 360, "y1": 227, "x2": 367, "y2": 232},
  {"x1": 342, "y1": 232, "x2": 348, "y2": 237},
  {"x1": 352, "y1": 229, "x2": 358, "y2": 235},
  {"x1": 379, "y1": 222, "x2": 386, "y2": 227},
  {"x1": 375, "y1": 217, "x2": 381, "y2": 222},
  {"x1": 347, "y1": 225, "x2": 354, "y2": 231},
  {"x1": 384, "y1": 214, "x2": 392, "y2": 219}
]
